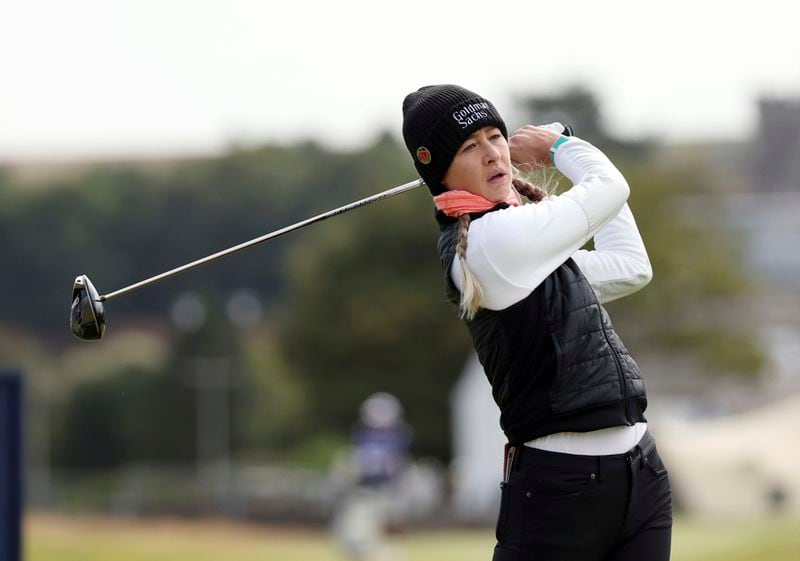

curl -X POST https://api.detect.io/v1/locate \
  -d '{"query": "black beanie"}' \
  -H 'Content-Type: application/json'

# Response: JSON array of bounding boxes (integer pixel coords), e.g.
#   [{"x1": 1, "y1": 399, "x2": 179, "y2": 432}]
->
[{"x1": 402, "y1": 84, "x2": 508, "y2": 195}]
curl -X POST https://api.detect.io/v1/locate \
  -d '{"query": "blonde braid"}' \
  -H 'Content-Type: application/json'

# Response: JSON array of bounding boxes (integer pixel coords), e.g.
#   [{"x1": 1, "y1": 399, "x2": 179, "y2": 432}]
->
[
  {"x1": 512, "y1": 177, "x2": 547, "y2": 202},
  {"x1": 512, "y1": 166, "x2": 559, "y2": 202},
  {"x1": 453, "y1": 167, "x2": 557, "y2": 320},
  {"x1": 456, "y1": 214, "x2": 483, "y2": 320}
]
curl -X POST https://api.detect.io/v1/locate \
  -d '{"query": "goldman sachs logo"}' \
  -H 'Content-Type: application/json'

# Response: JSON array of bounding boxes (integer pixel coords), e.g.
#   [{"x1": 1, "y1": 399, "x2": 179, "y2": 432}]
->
[{"x1": 452, "y1": 101, "x2": 491, "y2": 129}]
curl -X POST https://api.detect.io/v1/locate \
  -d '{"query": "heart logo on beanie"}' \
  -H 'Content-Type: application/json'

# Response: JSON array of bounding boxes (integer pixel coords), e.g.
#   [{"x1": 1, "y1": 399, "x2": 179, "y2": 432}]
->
[{"x1": 416, "y1": 146, "x2": 431, "y2": 164}]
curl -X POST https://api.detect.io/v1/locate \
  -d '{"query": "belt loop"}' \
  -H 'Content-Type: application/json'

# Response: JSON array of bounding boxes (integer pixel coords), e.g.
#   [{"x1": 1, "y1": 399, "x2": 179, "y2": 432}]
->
[{"x1": 595, "y1": 457, "x2": 604, "y2": 482}]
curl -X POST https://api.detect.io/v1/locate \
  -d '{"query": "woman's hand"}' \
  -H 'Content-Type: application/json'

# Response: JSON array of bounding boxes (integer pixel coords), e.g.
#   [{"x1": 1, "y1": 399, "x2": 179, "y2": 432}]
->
[{"x1": 508, "y1": 125, "x2": 562, "y2": 171}]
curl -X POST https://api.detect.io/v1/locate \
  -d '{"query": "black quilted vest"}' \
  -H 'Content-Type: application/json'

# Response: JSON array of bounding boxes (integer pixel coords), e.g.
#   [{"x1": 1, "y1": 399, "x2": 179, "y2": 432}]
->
[{"x1": 438, "y1": 211, "x2": 648, "y2": 445}]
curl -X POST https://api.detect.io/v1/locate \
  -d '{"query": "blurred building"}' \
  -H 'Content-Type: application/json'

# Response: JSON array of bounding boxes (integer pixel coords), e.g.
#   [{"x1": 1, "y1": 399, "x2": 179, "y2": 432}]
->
[
  {"x1": 753, "y1": 98, "x2": 800, "y2": 193},
  {"x1": 655, "y1": 95, "x2": 800, "y2": 517},
  {"x1": 449, "y1": 354, "x2": 505, "y2": 523},
  {"x1": 657, "y1": 392, "x2": 800, "y2": 517}
]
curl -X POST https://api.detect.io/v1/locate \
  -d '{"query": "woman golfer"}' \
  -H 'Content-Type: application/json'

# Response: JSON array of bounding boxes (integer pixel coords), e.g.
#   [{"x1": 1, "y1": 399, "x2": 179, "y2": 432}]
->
[{"x1": 402, "y1": 85, "x2": 672, "y2": 560}]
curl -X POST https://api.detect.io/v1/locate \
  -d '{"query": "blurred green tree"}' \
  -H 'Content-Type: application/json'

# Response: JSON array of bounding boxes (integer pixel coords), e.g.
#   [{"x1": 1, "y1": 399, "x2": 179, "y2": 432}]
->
[
  {"x1": 278, "y1": 135, "x2": 473, "y2": 460},
  {"x1": 50, "y1": 362, "x2": 194, "y2": 468}
]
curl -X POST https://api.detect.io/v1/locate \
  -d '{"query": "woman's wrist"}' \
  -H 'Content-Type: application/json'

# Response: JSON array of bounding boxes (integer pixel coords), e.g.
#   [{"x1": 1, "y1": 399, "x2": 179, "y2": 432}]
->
[
  {"x1": 508, "y1": 125, "x2": 562, "y2": 169},
  {"x1": 549, "y1": 135, "x2": 571, "y2": 168}
]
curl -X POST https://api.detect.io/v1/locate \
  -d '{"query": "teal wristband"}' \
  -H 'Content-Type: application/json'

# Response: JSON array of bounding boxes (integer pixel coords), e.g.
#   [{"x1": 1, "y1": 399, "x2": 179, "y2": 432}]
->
[{"x1": 550, "y1": 136, "x2": 570, "y2": 167}]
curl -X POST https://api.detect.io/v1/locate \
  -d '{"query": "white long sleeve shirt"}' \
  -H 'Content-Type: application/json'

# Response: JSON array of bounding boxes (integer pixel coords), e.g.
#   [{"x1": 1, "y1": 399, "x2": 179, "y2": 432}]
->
[
  {"x1": 450, "y1": 137, "x2": 653, "y2": 455},
  {"x1": 451, "y1": 137, "x2": 653, "y2": 309}
]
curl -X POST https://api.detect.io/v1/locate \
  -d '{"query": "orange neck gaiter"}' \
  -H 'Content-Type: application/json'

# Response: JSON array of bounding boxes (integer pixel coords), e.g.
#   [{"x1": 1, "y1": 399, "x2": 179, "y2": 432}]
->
[{"x1": 433, "y1": 190, "x2": 520, "y2": 217}]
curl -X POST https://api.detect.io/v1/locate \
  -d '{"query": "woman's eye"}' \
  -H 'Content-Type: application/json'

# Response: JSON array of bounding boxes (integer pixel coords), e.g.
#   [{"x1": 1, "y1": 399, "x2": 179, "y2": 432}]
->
[{"x1": 463, "y1": 143, "x2": 477, "y2": 152}]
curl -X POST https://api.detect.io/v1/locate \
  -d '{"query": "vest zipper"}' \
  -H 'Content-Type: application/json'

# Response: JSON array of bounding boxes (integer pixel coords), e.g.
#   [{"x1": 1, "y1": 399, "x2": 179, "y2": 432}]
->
[{"x1": 600, "y1": 313, "x2": 631, "y2": 424}]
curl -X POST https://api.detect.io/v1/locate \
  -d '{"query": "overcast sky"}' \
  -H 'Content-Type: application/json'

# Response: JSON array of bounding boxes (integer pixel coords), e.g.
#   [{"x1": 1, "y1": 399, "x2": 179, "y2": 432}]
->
[{"x1": 2, "y1": 0, "x2": 798, "y2": 161}]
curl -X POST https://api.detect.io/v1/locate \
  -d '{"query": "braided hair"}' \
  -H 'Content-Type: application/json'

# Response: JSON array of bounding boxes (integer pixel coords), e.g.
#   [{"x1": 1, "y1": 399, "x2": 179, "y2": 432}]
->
[{"x1": 455, "y1": 168, "x2": 556, "y2": 320}]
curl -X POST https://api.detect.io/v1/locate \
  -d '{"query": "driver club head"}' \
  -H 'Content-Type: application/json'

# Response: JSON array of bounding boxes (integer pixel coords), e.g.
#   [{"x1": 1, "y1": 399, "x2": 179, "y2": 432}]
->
[{"x1": 70, "y1": 275, "x2": 106, "y2": 341}]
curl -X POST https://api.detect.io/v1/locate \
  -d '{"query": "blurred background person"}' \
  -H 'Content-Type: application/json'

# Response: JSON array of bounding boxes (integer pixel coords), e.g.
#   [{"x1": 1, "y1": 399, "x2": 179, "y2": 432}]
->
[{"x1": 332, "y1": 392, "x2": 413, "y2": 560}]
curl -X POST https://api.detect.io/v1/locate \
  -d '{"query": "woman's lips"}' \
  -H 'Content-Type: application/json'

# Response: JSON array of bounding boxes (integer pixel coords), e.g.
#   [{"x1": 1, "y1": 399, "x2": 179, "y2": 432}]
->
[{"x1": 488, "y1": 171, "x2": 507, "y2": 184}]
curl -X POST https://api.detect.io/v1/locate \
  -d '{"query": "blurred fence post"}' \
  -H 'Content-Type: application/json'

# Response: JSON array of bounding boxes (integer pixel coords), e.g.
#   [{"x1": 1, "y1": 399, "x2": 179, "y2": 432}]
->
[{"x1": 0, "y1": 370, "x2": 23, "y2": 561}]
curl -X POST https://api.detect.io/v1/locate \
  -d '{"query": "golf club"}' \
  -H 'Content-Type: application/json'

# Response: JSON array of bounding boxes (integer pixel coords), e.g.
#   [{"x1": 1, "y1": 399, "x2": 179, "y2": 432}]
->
[
  {"x1": 70, "y1": 178, "x2": 424, "y2": 340},
  {"x1": 70, "y1": 125, "x2": 573, "y2": 341}
]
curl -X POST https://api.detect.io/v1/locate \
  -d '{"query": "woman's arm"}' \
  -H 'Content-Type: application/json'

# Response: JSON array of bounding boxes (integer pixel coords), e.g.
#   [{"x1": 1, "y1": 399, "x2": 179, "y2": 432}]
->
[
  {"x1": 451, "y1": 136, "x2": 631, "y2": 310},
  {"x1": 571, "y1": 203, "x2": 653, "y2": 304}
]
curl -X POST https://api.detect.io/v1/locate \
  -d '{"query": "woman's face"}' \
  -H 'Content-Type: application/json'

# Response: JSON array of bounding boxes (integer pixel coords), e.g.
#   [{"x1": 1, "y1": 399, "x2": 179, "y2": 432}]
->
[{"x1": 442, "y1": 126, "x2": 515, "y2": 202}]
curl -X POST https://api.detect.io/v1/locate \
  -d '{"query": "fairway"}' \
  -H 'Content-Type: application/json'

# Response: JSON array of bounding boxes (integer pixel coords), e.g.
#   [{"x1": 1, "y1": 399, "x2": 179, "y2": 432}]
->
[{"x1": 25, "y1": 512, "x2": 800, "y2": 561}]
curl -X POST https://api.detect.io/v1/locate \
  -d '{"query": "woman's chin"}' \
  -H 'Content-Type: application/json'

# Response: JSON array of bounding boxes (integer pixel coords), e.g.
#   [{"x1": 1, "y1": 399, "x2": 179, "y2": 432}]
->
[{"x1": 486, "y1": 184, "x2": 513, "y2": 202}]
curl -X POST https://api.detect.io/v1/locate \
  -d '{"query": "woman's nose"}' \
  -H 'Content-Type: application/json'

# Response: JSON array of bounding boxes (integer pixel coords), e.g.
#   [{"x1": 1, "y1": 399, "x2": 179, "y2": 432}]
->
[{"x1": 483, "y1": 143, "x2": 500, "y2": 163}]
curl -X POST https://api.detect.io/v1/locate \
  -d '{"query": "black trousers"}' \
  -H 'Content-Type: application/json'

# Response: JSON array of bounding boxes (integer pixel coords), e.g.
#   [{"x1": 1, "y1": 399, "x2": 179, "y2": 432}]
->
[{"x1": 493, "y1": 431, "x2": 672, "y2": 561}]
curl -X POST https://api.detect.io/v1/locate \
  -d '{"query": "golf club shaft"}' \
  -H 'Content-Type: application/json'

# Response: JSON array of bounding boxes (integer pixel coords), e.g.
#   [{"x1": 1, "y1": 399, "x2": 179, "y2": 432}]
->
[{"x1": 100, "y1": 178, "x2": 425, "y2": 301}]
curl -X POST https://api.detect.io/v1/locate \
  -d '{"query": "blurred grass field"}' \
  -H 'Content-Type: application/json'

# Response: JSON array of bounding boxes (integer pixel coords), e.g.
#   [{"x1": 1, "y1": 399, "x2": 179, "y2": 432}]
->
[{"x1": 25, "y1": 512, "x2": 800, "y2": 561}]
